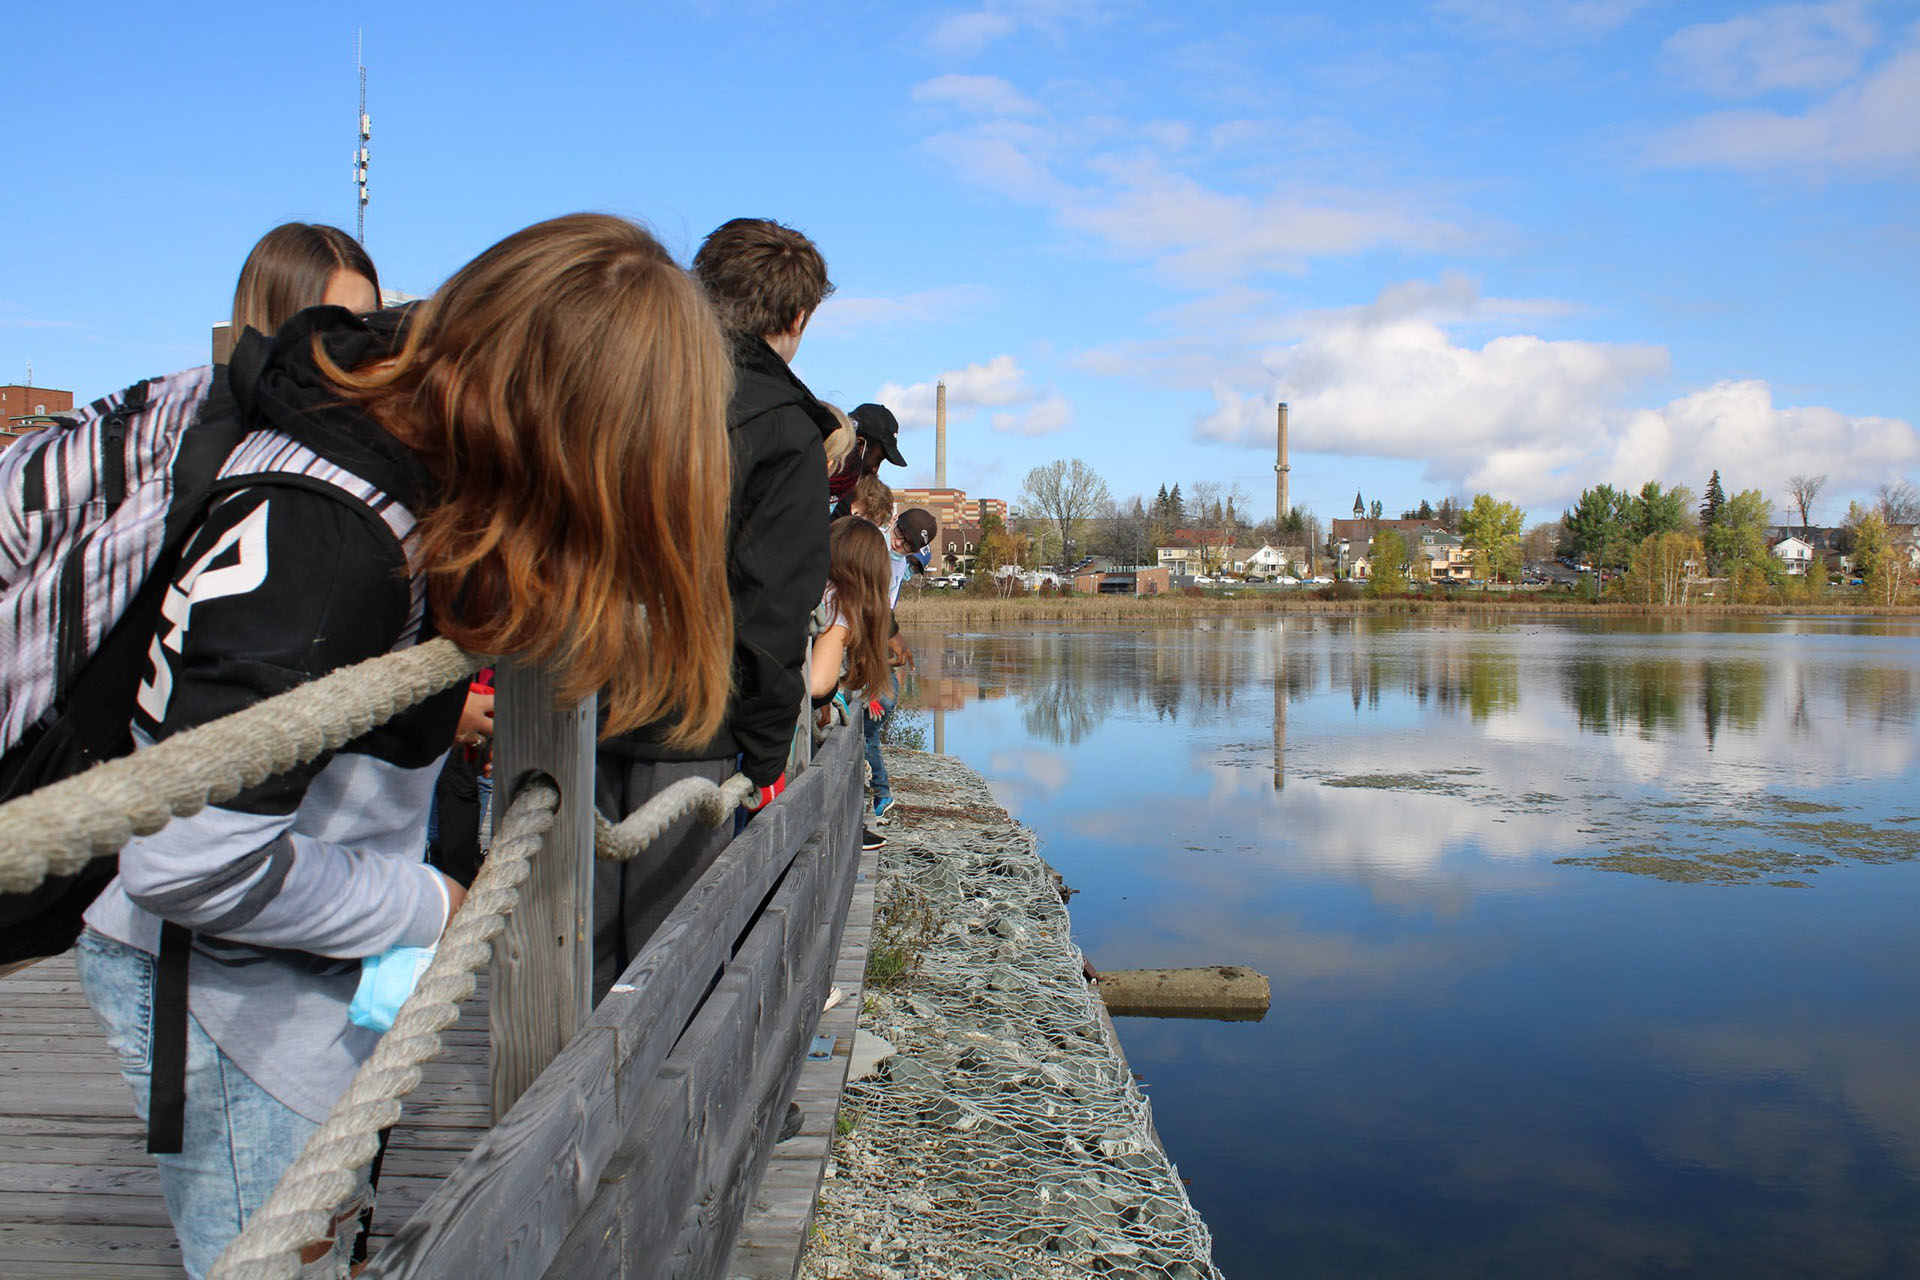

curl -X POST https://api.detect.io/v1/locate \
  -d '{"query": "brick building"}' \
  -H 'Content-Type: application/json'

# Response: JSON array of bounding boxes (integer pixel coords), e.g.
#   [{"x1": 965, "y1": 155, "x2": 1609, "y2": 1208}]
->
[
  {"x1": 1, "y1": 384, "x2": 74, "y2": 449},
  {"x1": 893, "y1": 487, "x2": 1008, "y2": 530}
]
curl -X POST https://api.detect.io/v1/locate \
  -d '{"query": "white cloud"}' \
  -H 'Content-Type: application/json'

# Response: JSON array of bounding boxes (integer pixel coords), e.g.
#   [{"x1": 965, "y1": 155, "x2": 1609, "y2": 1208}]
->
[
  {"x1": 1061, "y1": 160, "x2": 1464, "y2": 281},
  {"x1": 876, "y1": 354, "x2": 1037, "y2": 429},
  {"x1": 876, "y1": 356, "x2": 1077, "y2": 437},
  {"x1": 1431, "y1": 0, "x2": 1651, "y2": 45},
  {"x1": 912, "y1": 74, "x2": 1042, "y2": 117},
  {"x1": 809, "y1": 284, "x2": 994, "y2": 337},
  {"x1": 921, "y1": 110, "x2": 1468, "y2": 283},
  {"x1": 1649, "y1": 26, "x2": 1920, "y2": 172},
  {"x1": 993, "y1": 392, "x2": 1075, "y2": 436},
  {"x1": 1090, "y1": 275, "x2": 1920, "y2": 514},
  {"x1": 924, "y1": 1, "x2": 1111, "y2": 57},
  {"x1": 1663, "y1": 1, "x2": 1877, "y2": 98},
  {"x1": 927, "y1": 10, "x2": 1020, "y2": 55}
]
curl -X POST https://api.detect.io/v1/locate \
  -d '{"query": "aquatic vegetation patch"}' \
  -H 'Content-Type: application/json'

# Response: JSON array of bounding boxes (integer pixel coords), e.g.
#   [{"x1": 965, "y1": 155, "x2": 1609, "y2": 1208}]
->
[
  {"x1": 1779, "y1": 820, "x2": 1920, "y2": 863},
  {"x1": 1322, "y1": 772, "x2": 1460, "y2": 792},
  {"x1": 1757, "y1": 796, "x2": 1847, "y2": 816},
  {"x1": 1556, "y1": 844, "x2": 1836, "y2": 885}
]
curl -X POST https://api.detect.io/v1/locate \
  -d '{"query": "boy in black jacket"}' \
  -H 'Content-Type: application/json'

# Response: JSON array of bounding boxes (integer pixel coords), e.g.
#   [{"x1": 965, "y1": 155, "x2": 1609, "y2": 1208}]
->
[{"x1": 593, "y1": 218, "x2": 838, "y2": 999}]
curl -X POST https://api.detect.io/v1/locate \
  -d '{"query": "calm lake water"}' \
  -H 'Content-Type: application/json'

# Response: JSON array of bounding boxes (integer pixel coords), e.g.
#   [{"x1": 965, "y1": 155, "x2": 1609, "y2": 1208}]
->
[{"x1": 896, "y1": 614, "x2": 1920, "y2": 1280}]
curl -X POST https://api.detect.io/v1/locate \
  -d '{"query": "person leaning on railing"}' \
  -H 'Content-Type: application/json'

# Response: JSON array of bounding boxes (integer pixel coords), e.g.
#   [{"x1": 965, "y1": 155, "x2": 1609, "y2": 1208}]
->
[
  {"x1": 73, "y1": 213, "x2": 736, "y2": 1279},
  {"x1": 590, "y1": 217, "x2": 840, "y2": 1003}
]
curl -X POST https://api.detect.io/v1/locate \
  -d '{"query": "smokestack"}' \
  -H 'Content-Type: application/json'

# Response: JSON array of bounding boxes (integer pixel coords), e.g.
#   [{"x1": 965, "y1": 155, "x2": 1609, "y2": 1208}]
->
[
  {"x1": 1274, "y1": 402, "x2": 1290, "y2": 523},
  {"x1": 936, "y1": 381, "x2": 948, "y2": 490}
]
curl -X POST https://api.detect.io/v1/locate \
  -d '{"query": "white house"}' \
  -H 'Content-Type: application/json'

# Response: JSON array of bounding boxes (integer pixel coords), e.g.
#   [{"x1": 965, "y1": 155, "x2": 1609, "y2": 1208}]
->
[
  {"x1": 1771, "y1": 535, "x2": 1815, "y2": 575},
  {"x1": 1242, "y1": 543, "x2": 1307, "y2": 577}
]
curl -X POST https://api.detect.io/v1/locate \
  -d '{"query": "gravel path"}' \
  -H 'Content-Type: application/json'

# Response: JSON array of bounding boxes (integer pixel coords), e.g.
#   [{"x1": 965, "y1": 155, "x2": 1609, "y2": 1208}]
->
[{"x1": 799, "y1": 749, "x2": 1221, "y2": 1280}]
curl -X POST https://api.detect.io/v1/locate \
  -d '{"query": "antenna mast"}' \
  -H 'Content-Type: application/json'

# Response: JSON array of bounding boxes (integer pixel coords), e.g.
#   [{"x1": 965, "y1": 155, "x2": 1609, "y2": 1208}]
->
[{"x1": 354, "y1": 31, "x2": 370, "y2": 243}]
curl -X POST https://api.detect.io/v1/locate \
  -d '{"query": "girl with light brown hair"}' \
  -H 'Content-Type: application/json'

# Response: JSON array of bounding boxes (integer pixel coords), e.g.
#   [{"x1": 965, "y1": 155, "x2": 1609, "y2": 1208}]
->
[
  {"x1": 809, "y1": 516, "x2": 893, "y2": 705},
  {"x1": 231, "y1": 221, "x2": 382, "y2": 335},
  {"x1": 77, "y1": 213, "x2": 733, "y2": 1276}
]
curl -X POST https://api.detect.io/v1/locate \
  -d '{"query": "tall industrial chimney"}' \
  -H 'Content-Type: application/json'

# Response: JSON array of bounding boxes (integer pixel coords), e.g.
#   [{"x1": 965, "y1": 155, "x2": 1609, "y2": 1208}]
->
[
  {"x1": 1274, "y1": 401, "x2": 1290, "y2": 523},
  {"x1": 936, "y1": 380, "x2": 948, "y2": 490}
]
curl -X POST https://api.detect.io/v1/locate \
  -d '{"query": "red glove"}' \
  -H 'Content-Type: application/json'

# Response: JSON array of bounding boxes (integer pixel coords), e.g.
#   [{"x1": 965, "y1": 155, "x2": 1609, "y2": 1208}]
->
[
  {"x1": 748, "y1": 774, "x2": 787, "y2": 811},
  {"x1": 867, "y1": 698, "x2": 885, "y2": 719}
]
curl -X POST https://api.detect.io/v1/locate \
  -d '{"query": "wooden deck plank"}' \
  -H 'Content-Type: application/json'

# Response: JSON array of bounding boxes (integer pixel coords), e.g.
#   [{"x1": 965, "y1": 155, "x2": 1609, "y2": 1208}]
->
[
  {"x1": 0, "y1": 953, "x2": 489, "y2": 1276},
  {"x1": 723, "y1": 843, "x2": 878, "y2": 1280}
]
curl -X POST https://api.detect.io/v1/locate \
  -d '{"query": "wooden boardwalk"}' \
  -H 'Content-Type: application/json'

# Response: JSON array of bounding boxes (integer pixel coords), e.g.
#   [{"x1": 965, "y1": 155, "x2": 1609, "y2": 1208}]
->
[{"x1": 0, "y1": 846, "x2": 874, "y2": 1277}]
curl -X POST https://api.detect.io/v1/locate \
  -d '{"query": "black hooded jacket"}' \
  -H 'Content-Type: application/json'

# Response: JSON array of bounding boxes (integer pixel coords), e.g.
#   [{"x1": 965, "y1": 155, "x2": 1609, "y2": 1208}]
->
[{"x1": 604, "y1": 333, "x2": 834, "y2": 784}]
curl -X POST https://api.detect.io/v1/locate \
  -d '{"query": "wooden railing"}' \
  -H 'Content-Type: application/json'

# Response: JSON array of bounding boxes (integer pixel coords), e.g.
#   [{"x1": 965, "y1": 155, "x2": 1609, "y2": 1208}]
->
[{"x1": 367, "y1": 665, "x2": 864, "y2": 1279}]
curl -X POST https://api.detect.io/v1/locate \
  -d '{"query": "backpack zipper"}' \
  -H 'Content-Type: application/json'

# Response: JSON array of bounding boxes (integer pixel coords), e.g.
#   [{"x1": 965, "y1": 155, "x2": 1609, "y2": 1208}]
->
[
  {"x1": 101, "y1": 410, "x2": 129, "y2": 516},
  {"x1": 54, "y1": 529, "x2": 95, "y2": 701}
]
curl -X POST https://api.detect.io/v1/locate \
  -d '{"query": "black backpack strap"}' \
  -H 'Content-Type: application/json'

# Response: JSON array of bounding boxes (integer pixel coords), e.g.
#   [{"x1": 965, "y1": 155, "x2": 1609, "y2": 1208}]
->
[{"x1": 147, "y1": 920, "x2": 192, "y2": 1154}]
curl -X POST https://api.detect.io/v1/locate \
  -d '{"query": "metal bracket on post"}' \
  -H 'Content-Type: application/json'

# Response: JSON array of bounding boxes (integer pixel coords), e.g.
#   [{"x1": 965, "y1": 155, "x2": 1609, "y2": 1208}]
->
[{"x1": 488, "y1": 658, "x2": 596, "y2": 1122}]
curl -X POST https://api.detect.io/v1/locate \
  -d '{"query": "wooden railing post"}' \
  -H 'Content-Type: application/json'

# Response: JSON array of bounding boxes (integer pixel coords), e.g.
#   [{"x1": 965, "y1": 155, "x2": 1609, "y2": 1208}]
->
[{"x1": 489, "y1": 659, "x2": 596, "y2": 1121}]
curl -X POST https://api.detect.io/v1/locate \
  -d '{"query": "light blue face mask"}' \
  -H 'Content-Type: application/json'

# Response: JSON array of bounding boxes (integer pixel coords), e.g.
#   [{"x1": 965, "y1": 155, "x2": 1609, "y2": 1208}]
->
[{"x1": 348, "y1": 943, "x2": 438, "y2": 1033}]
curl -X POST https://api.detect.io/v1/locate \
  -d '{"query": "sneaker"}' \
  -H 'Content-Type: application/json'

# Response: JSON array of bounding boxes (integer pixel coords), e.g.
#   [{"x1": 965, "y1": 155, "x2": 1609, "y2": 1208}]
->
[
  {"x1": 862, "y1": 826, "x2": 887, "y2": 851},
  {"x1": 872, "y1": 796, "x2": 896, "y2": 825}
]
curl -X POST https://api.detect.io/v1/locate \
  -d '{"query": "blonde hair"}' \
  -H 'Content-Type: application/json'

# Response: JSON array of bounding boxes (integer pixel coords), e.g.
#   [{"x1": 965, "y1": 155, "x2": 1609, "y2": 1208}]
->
[
  {"x1": 850, "y1": 474, "x2": 894, "y2": 525},
  {"x1": 232, "y1": 223, "x2": 379, "y2": 335},
  {"x1": 321, "y1": 214, "x2": 734, "y2": 744},
  {"x1": 823, "y1": 404, "x2": 856, "y2": 475}
]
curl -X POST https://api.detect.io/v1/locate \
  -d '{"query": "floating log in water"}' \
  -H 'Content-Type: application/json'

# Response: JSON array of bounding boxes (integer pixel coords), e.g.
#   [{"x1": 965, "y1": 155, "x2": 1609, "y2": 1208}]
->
[{"x1": 1097, "y1": 965, "x2": 1271, "y2": 1021}]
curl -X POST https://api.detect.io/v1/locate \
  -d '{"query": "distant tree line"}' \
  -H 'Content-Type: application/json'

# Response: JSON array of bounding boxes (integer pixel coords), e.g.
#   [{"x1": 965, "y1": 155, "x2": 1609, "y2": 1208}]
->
[{"x1": 991, "y1": 456, "x2": 1914, "y2": 604}]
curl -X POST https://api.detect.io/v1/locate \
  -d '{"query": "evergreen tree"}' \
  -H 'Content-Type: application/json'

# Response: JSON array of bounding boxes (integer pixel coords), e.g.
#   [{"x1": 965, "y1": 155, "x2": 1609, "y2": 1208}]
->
[
  {"x1": 1155, "y1": 483, "x2": 1169, "y2": 516},
  {"x1": 1701, "y1": 470, "x2": 1726, "y2": 529},
  {"x1": 1168, "y1": 484, "x2": 1185, "y2": 524}
]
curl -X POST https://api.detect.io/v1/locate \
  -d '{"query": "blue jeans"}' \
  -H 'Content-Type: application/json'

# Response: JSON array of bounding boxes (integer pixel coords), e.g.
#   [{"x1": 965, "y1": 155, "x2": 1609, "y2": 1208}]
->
[
  {"x1": 74, "y1": 929, "x2": 369, "y2": 1279},
  {"x1": 863, "y1": 674, "x2": 897, "y2": 805}
]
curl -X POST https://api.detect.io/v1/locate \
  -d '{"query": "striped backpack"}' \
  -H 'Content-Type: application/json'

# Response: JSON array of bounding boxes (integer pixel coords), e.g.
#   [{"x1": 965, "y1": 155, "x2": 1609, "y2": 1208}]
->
[{"x1": 0, "y1": 353, "x2": 253, "y2": 961}]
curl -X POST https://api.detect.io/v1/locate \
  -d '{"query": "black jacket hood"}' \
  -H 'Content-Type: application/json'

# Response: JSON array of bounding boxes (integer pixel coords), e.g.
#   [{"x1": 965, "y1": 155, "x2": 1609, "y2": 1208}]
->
[
  {"x1": 231, "y1": 305, "x2": 435, "y2": 514},
  {"x1": 727, "y1": 332, "x2": 840, "y2": 441}
]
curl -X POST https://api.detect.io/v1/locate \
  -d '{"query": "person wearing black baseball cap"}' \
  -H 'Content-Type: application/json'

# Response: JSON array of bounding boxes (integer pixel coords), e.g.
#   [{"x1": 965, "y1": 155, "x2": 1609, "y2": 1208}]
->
[{"x1": 830, "y1": 402, "x2": 905, "y2": 515}]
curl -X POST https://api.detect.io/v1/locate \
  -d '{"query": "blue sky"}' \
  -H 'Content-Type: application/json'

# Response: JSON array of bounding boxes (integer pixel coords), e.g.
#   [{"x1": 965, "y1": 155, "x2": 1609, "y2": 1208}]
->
[{"x1": 6, "y1": 1, "x2": 1917, "y2": 527}]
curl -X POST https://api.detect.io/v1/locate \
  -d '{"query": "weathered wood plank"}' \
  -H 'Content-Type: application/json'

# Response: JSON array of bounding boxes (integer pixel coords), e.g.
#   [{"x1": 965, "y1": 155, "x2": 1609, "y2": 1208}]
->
[
  {"x1": 725, "y1": 786, "x2": 871, "y2": 1280},
  {"x1": 372, "y1": 728, "x2": 858, "y2": 1279},
  {"x1": 0, "y1": 1220, "x2": 182, "y2": 1265},
  {"x1": 362, "y1": 1026, "x2": 620, "y2": 1278},
  {"x1": 490, "y1": 660, "x2": 596, "y2": 1121},
  {"x1": 575, "y1": 764, "x2": 860, "y2": 1278}
]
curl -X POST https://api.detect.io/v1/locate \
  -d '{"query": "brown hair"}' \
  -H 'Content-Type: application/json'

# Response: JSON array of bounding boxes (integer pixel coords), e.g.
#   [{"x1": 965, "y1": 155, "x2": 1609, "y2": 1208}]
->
[
  {"x1": 321, "y1": 214, "x2": 734, "y2": 744},
  {"x1": 232, "y1": 223, "x2": 380, "y2": 335},
  {"x1": 850, "y1": 474, "x2": 894, "y2": 525},
  {"x1": 826, "y1": 518, "x2": 893, "y2": 700},
  {"x1": 692, "y1": 218, "x2": 833, "y2": 338}
]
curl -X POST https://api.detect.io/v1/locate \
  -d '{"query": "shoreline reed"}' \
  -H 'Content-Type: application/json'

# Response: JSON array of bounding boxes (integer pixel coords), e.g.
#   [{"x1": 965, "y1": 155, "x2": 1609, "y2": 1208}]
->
[{"x1": 896, "y1": 592, "x2": 1920, "y2": 623}]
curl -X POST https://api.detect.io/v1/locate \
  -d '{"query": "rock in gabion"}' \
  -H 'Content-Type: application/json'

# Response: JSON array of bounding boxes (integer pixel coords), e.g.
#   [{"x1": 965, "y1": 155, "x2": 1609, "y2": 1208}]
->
[{"x1": 802, "y1": 750, "x2": 1222, "y2": 1280}]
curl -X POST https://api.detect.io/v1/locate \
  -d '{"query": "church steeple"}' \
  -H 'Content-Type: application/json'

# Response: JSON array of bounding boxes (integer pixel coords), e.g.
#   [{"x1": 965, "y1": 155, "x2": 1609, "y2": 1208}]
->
[{"x1": 1352, "y1": 490, "x2": 1364, "y2": 518}]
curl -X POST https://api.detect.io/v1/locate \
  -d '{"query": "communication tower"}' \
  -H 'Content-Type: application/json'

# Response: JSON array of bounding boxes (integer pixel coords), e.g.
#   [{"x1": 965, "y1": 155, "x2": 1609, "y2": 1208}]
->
[{"x1": 354, "y1": 32, "x2": 371, "y2": 242}]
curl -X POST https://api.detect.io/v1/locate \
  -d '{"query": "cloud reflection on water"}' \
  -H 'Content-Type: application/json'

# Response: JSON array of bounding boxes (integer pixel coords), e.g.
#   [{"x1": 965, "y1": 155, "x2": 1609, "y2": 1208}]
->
[{"x1": 901, "y1": 615, "x2": 1920, "y2": 1278}]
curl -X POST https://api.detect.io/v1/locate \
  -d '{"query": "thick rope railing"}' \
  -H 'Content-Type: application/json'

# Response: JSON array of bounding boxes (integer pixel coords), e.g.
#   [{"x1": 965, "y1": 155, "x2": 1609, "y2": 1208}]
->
[
  {"x1": 207, "y1": 779, "x2": 560, "y2": 1280},
  {"x1": 0, "y1": 630, "x2": 772, "y2": 1276},
  {"x1": 594, "y1": 772, "x2": 755, "y2": 861},
  {"x1": 0, "y1": 637, "x2": 483, "y2": 893},
  {"x1": 201, "y1": 776, "x2": 758, "y2": 1279}
]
